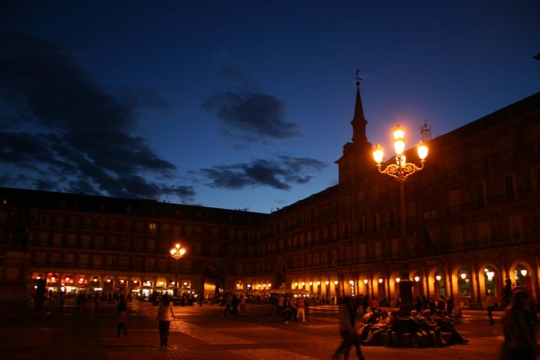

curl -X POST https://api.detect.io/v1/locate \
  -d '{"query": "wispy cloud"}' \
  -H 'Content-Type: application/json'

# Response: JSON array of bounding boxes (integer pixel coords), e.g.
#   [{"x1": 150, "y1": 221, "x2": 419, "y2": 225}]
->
[{"x1": 197, "y1": 155, "x2": 327, "y2": 190}]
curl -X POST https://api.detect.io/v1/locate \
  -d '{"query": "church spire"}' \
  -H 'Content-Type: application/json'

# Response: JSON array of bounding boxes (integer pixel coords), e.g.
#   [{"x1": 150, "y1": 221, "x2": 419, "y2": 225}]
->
[{"x1": 351, "y1": 78, "x2": 368, "y2": 143}]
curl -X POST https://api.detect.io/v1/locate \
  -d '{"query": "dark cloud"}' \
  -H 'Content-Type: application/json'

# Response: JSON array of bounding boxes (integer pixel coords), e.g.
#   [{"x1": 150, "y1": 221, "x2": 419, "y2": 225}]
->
[
  {"x1": 202, "y1": 91, "x2": 301, "y2": 142},
  {"x1": 0, "y1": 31, "x2": 195, "y2": 203},
  {"x1": 197, "y1": 155, "x2": 327, "y2": 190}
]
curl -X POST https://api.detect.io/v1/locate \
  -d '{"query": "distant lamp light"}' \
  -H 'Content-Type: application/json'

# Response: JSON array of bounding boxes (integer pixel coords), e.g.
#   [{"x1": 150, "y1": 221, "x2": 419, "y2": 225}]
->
[
  {"x1": 325, "y1": 281, "x2": 329, "y2": 285},
  {"x1": 414, "y1": 276, "x2": 420, "y2": 282},
  {"x1": 487, "y1": 271, "x2": 495, "y2": 281},
  {"x1": 417, "y1": 141, "x2": 428, "y2": 161},
  {"x1": 107, "y1": 278, "x2": 111, "y2": 283},
  {"x1": 334, "y1": 280, "x2": 338, "y2": 285},
  {"x1": 316, "y1": 281, "x2": 320, "y2": 286},
  {"x1": 268, "y1": 284, "x2": 271, "y2": 288},
  {"x1": 373, "y1": 144, "x2": 384, "y2": 165},
  {"x1": 435, "y1": 275, "x2": 441, "y2": 281},
  {"x1": 378, "y1": 278, "x2": 383, "y2": 284},
  {"x1": 363, "y1": 279, "x2": 368, "y2": 284},
  {"x1": 93, "y1": 277, "x2": 98, "y2": 282},
  {"x1": 521, "y1": 269, "x2": 528, "y2": 277},
  {"x1": 309, "y1": 282, "x2": 313, "y2": 286},
  {"x1": 349, "y1": 280, "x2": 354, "y2": 285},
  {"x1": 395, "y1": 278, "x2": 401, "y2": 283},
  {"x1": 460, "y1": 273, "x2": 467, "y2": 280},
  {"x1": 301, "y1": 282, "x2": 305, "y2": 287}
]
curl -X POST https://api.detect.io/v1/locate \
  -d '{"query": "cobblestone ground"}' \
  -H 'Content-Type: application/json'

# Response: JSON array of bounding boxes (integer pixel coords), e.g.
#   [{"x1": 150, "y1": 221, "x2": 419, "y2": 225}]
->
[{"x1": 0, "y1": 300, "x2": 507, "y2": 360}]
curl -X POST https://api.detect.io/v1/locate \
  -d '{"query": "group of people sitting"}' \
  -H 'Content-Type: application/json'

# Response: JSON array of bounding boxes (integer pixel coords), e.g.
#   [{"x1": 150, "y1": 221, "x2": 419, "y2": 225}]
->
[{"x1": 357, "y1": 307, "x2": 468, "y2": 347}]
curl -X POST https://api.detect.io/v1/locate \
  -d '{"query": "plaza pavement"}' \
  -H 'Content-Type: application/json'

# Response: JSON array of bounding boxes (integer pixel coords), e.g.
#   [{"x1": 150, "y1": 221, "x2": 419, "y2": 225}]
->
[{"x1": 0, "y1": 299, "x2": 506, "y2": 360}]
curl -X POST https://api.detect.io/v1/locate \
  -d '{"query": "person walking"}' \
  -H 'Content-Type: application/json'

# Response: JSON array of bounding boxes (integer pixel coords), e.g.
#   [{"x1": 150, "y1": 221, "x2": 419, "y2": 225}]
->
[
  {"x1": 59, "y1": 291, "x2": 65, "y2": 314},
  {"x1": 296, "y1": 297, "x2": 306, "y2": 322},
  {"x1": 231, "y1": 294, "x2": 239, "y2": 316},
  {"x1": 277, "y1": 294, "x2": 285, "y2": 317},
  {"x1": 332, "y1": 296, "x2": 365, "y2": 360},
  {"x1": 485, "y1": 291, "x2": 496, "y2": 326},
  {"x1": 116, "y1": 295, "x2": 128, "y2": 337},
  {"x1": 94, "y1": 292, "x2": 101, "y2": 312},
  {"x1": 222, "y1": 293, "x2": 233, "y2": 317},
  {"x1": 501, "y1": 287, "x2": 540, "y2": 359},
  {"x1": 239, "y1": 295, "x2": 246, "y2": 313},
  {"x1": 156, "y1": 294, "x2": 176, "y2": 349}
]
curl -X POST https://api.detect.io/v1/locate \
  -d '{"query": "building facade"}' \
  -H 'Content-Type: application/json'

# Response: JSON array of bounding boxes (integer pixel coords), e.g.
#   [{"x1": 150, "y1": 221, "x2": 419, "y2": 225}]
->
[{"x1": 1, "y1": 85, "x2": 539, "y2": 309}]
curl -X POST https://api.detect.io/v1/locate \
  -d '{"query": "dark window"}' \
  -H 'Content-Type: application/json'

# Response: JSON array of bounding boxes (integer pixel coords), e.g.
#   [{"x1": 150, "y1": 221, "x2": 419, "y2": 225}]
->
[
  {"x1": 504, "y1": 175, "x2": 515, "y2": 202},
  {"x1": 475, "y1": 184, "x2": 485, "y2": 208}
]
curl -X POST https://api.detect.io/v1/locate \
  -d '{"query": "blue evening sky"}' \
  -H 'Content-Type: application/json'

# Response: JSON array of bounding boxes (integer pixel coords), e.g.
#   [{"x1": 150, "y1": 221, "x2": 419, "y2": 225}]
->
[{"x1": 1, "y1": 1, "x2": 539, "y2": 213}]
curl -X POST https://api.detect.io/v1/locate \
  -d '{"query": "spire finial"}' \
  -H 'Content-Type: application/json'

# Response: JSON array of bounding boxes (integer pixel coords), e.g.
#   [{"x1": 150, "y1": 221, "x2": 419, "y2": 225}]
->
[{"x1": 355, "y1": 68, "x2": 362, "y2": 85}]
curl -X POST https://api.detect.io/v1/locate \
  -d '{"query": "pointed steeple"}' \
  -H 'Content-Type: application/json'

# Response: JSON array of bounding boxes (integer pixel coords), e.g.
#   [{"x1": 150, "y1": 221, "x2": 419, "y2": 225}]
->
[{"x1": 351, "y1": 81, "x2": 368, "y2": 143}]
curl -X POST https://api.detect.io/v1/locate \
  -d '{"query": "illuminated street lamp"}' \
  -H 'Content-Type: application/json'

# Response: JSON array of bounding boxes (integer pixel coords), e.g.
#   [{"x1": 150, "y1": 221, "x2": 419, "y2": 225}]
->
[
  {"x1": 373, "y1": 124, "x2": 428, "y2": 316},
  {"x1": 170, "y1": 243, "x2": 186, "y2": 296}
]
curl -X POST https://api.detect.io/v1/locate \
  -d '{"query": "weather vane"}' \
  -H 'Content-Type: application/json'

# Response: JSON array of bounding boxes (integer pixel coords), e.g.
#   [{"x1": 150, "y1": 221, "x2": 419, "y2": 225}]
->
[{"x1": 355, "y1": 68, "x2": 362, "y2": 83}]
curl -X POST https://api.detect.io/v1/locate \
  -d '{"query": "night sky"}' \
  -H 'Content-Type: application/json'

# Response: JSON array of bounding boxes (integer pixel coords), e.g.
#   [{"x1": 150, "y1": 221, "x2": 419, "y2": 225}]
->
[{"x1": 1, "y1": 1, "x2": 539, "y2": 213}]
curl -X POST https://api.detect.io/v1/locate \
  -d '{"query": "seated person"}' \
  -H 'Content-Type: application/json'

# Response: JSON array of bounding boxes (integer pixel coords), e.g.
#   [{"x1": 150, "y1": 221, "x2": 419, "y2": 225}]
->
[
  {"x1": 433, "y1": 310, "x2": 468, "y2": 344},
  {"x1": 363, "y1": 310, "x2": 391, "y2": 345},
  {"x1": 409, "y1": 310, "x2": 428, "y2": 347},
  {"x1": 419, "y1": 310, "x2": 447, "y2": 347},
  {"x1": 386, "y1": 311, "x2": 401, "y2": 347},
  {"x1": 357, "y1": 309, "x2": 378, "y2": 340}
]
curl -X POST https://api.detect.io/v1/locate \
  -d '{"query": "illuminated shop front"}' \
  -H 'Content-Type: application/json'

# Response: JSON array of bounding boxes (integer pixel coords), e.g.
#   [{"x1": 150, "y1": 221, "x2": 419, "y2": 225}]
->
[{"x1": 142, "y1": 280, "x2": 153, "y2": 298}]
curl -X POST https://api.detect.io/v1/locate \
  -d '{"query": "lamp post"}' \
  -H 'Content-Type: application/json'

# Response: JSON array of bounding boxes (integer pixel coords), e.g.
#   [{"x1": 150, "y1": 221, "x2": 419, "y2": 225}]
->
[
  {"x1": 373, "y1": 124, "x2": 428, "y2": 317},
  {"x1": 170, "y1": 243, "x2": 186, "y2": 297}
]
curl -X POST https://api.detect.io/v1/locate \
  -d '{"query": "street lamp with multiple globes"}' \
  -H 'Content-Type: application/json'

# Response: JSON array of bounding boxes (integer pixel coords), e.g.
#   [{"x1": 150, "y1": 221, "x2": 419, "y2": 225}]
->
[
  {"x1": 373, "y1": 124, "x2": 428, "y2": 316},
  {"x1": 170, "y1": 243, "x2": 186, "y2": 296}
]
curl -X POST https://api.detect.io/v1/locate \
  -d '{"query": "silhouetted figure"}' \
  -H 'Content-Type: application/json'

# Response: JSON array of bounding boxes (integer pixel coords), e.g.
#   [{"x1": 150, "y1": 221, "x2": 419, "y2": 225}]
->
[
  {"x1": 502, "y1": 287, "x2": 540, "y2": 359},
  {"x1": 156, "y1": 294, "x2": 175, "y2": 349},
  {"x1": 116, "y1": 295, "x2": 127, "y2": 337}
]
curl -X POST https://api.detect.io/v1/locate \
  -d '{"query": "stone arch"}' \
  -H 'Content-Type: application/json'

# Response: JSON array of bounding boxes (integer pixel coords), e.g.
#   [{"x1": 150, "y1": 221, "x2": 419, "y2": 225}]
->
[
  {"x1": 409, "y1": 267, "x2": 424, "y2": 299},
  {"x1": 476, "y1": 262, "x2": 503, "y2": 306},
  {"x1": 389, "y1": 271, "x2": 402, "y2": 304},
  {"x1": 450, "y1": 264, "x2": 472, "y2": 307},
  {"x1": 201, "y1": 262, "x2": 227, "y2": 295},
  {"x1": 508, "y1": 259, "x2": 535, "y2": 297},
  {"x1": 427, "y1": 267, "x2": 446, "y2": 299}
]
